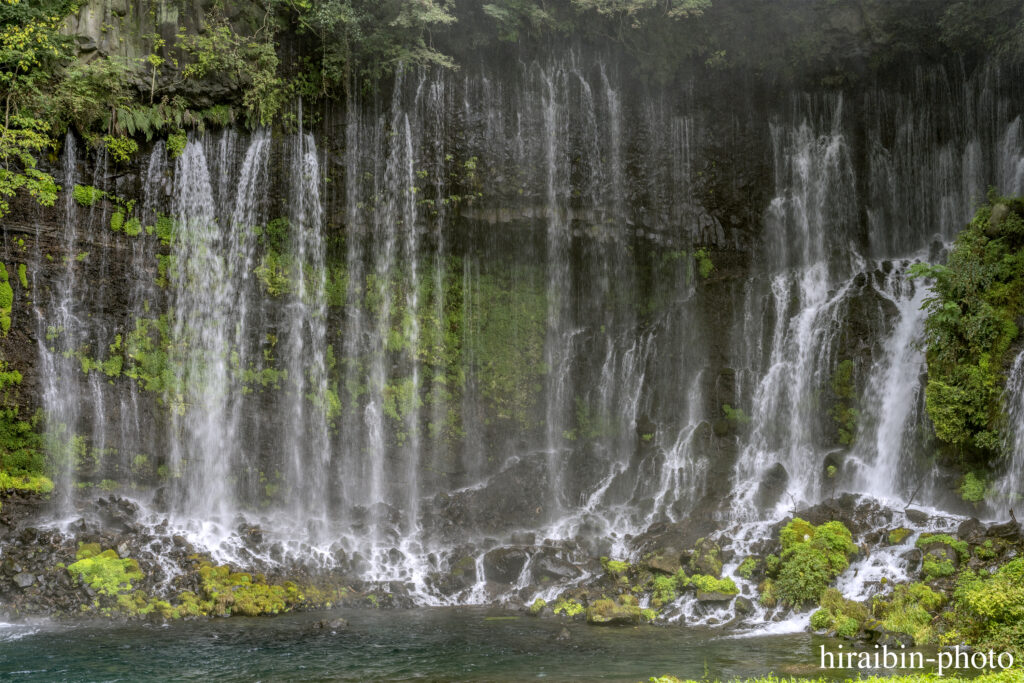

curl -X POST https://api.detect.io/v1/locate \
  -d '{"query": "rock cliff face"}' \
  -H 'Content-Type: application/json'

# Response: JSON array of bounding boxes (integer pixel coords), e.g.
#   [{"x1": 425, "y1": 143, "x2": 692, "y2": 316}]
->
[{"x1": 2, "y1": 1, "x2": 1024, "y2": 610}]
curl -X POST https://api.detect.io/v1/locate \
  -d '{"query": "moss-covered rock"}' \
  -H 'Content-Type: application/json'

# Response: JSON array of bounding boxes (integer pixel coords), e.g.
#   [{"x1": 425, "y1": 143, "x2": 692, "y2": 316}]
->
[
  {"x1": 585, "y1": 597, "x2": 654, "y2": 625},
  {"x1": 887, "y1": 527, "x2": 913, "y2": 545},
  {"x1": 773, "y1": 518, "x2": 857, "y2": 608},
  {"x1": 687, "y1": 538, "x2": 722, "y2": 578}
]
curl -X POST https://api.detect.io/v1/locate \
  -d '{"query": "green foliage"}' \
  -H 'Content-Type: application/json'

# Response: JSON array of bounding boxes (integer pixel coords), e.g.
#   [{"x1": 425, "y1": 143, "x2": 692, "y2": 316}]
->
[
  {"x1": 948, "y1": 558, "x2": 1024, "y2": 657},
  {"x1": 694, "y1": 248, "x2": 714, "y2": 279},
  {"x1": 102, "y1": 135, "x2": 138, "y2": 163},
  {"x1": 255, "y1": 249, "x2": 292, "y2": 296},
  {"x1": 271, "y1": 0, "x2": 456, "y2": 96},
  {"x1": 650, "y1": 574, "x2": 677, "y2": 606},
  {"x1": 0, "y1": 359, "x2": 45, "y2": 478},
  {"x1": 910, "y1": 197, "x2": 1024, "y2": 463},
  {"x1": 829, "y1": 359, "x2": 859, "y2": 445},
  {"x1": 686, "y1": 574, "x2": 738, "y2": 595},
  {"x1": 552, "y1": 597, "x2": 584, "y2": 617},
  {"x1": 166, "y1": 132, "x2": 187, "y2": 160},
  {"x1": 960, "y1": 471, "x2": 988, "y2": 502},
  {"x1": 872, "y1": 582, "x2": 944, "y2": 645},
  {"x1": 0, "y1": 262, "x2": 11, "y2": 335},
  {"x1": 601, "y1": 557, "x2": 632, "y2": 577},
  {"x1": 528, "y1": 598, "x2": 547, "y2": 614},
  {"x1": 721, "y1": 404, "x2": 750, "y2": 424},
  {"x1": 810, "y1": 589, "x2": 867, "y2": 637},
  {"x1": 176, "y1": 12, "x2": 286, "y2": 128},
  {"x1": 775, "y1": 519, "x2": 857, "y2": 608},
  {"x1": 67, "y1": 548, "x2": 143, "y2": 596},
  {"x1": 916, "y1": 534, "x2": 969, "y2": 561},
  {"x1": 72, "y1": 184, "x2": 104, "y2": 207},
  {"x1": 737, "y1": 557, "x2": 758, "y2": 580}
]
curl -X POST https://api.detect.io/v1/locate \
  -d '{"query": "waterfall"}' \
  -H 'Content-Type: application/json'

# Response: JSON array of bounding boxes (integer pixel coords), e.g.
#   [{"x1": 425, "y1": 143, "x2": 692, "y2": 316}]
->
[
  {"x1": 996, "y1": 351, "x2": 1024, "y2": 515},
  {"x1": 168, "y1": 139, "x2": 232, "y2": 519},
  {"x1": 17, "y1": 55, "x2": 1024, "y2": 609}
]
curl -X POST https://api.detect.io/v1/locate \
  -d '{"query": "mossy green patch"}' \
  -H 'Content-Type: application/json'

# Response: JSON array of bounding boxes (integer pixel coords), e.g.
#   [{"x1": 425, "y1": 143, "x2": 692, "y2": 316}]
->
[
  {"x1": 774, "y1": 519, "x2": 857, "y2": 608},
  {"x1": 887, "y1": 528, "x2": 913, "y2": 545},
  {"x1": 810, "y1": 588, "x2": 869, "y2": 638},
  {"x1": 552, "y1": 598, "x2": 584, "y2": 617},
  {"x1": 872, "y1": 582, "x2": 944, "y2": 645},
  {"x1": 0, "y1": 263, "x2": 12, "y2": 335},
  {"x1": 67, "y1": 548, "x2": 143, "y2": 596}
]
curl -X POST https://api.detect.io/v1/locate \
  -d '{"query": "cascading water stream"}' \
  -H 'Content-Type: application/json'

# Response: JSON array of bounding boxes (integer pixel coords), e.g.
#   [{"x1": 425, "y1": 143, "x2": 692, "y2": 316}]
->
[{"x1": 18, "y1": 56, "x2": 1024, "y2": 619}]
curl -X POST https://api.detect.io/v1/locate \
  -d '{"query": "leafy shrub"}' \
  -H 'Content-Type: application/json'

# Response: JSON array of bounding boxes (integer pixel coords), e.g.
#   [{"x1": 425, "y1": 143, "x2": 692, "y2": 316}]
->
[
  {"x1": 910, "y1": 196, "x2": 1024, "y2": 463},
  {"x1": 873, "y1": 582, "x2": 944, "y2": 644},
  {"x1": 948, "y1": 558, "x2": 1024, "y2": 657},
  {"x1": 166, "y1": 132, "x2": 187, "y2": 160},
  {"x1": 102, "y1": 135, "x2": 138, "y2": 163},
  {"x1": 72, "y1": 184, "x2": 104, "y2": 207},
  {"x1": 775, "y1": 518, "x2": 857, "y2": 608}
]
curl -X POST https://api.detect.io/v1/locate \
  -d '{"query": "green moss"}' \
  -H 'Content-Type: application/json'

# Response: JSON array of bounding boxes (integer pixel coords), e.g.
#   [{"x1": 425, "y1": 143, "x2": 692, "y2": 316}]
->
[
  {"x1": 17, "y1": 264, "x2": 27, "y2": 289},
  {"x1": 686, "y1": 574, "x2": 739, "y2": 595},
  {"x1": 110, "y1": 211, "x2": 125, "y2": 232},
  {"x1": 0, "y1": 263, "x2": 12, "y2": 335},
  {"x1": 887, "y1": 528, "x2": 913, "y2": 545},
  {"x1": 586, "y1": 597, "x2": 652, "y2": 625},
  {"x1": 737, "y1": 557, "x2": 759, "y2": 580},
  {"x1": 910, "y1": 196, "x2": 1024, "y2": 462},
  {"x1": 0, "y1": 360, "x2": 46, "y2": 478},
  {"x1": 916, "y1": 534, "x2": 969, "y2": 561},
  {"x1": 650, "y1": 574, "x2": 677, "y2": 606},
  {"x1": 947, "y1": 558, "x2": 1024, "y2": 657},
  {"x1": 601, "y1": 557, "x2": 632, "y2": 578},
  {"x1": 872, "y1": 582, "x2": 944, "y2": 645},
  {"x1": 829, "y1": 359, "x2": 859, "y2": 445},
  {"x1": 775, "y1": 519, "x2": 857, "y2": 608},
  {"x1": 960, "y1": 471, "x2": 988, "y2": 503},
  {"x1": 694, "y1": 248, "x2": 714, "y2": 279},
  {"x1": 809, "y1": 588, "x2": 868, "y2": 637},
  {"x1": 72, "y1": 185, "x2": 104, "y2": 207},
  {"x1": 552, "y1": 598, "x2": 584, "y2": 617},
  {"x1": 68, "y1": 549, "x2": 143, "y2": 596},
  {"x1": 528, "y1": 598, "x2": 546, "y2": 615},
  {"x1": 166, "y1": 132, "x2": 187, "y2": 160}
]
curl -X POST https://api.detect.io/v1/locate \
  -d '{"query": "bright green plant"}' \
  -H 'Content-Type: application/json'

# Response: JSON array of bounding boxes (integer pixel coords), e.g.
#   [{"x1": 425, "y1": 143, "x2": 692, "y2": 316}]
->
[{"x1": 775, "y1": 519, "x2": 857, "y2": 608}]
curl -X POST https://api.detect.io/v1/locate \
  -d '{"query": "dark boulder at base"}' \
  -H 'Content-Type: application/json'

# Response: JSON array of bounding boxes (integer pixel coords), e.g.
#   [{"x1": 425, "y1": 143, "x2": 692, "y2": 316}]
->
[
  {"x1": 956, "y1": 518, "x2": 986, "y2": 544},
  {"x1": 530, "y1": 551, "x2": 581, "y2": 583},
  {"x1": 754, "y1": 463, "x2": 789, "y2": 510},
  {"x1": 630, "y1": 518, "x2": 719, "y2": 563},
  {"x1": 987, "y1": 520, "x2": 1023, "y2": 543},
  {"x1": 482, "y1": 547, "x2": 530, "y2": 584},
  {"x1": 905, "y1": 508, "x2": 929, "y2": 525}
]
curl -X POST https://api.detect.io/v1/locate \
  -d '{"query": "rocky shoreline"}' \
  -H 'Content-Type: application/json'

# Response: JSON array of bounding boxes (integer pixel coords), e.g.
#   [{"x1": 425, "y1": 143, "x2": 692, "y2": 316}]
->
[{"x1": 3, "y1": 486, "x2": 1022, "y2": 661}]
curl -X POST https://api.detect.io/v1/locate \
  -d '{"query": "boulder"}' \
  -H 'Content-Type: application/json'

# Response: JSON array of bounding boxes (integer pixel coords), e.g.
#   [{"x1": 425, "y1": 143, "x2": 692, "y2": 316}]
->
[
  {"x1": 696, "y1": 590, "x2": 735, "y2": 603},
  {"x1": 688, "y1": 538, "x2": 723, "y2": 578},
  {"x1": 13, "y1": 572, "x2": 34, "y2": 588},
  {"x1": 987, "y1": 520, "x2": 1023, "y2": 543},
  {"x1": 905, "y1": 508, "x2": 929, "y2": 525},
  {"x1": 531, "y1": 552, "x2": 581, "y2": 583},
  {"x1": 640, "y1": 550, "x2": 682, "y2": 575},
  {"x1": 957, "y1": 518, "x2": 986, "y2": 545},
  {"x1": 585, "y1": 598, "x2": 643, "y2": 626},
  {"x1": 754, "y1": 463, "x2": 789, "y2": 510},
  {"x1": 483, "y1": 547, "x2": 530, "y2": 584},
  {"x1": 734, "y1": 596, "x2": 754, "y2": 615}
]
